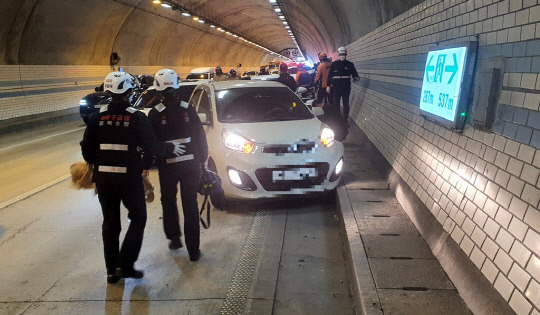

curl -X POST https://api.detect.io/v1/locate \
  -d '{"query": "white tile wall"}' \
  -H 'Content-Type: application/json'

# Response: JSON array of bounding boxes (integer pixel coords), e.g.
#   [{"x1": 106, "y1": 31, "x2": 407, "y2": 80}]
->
[{"x1": 348, "y1": 1, "x2": 540, "y2": 311}]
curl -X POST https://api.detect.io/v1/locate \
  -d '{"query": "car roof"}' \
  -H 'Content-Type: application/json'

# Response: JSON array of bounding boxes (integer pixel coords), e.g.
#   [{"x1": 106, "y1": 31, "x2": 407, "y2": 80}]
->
[
  {"x1": 180, "y1": 79, "x2": 212, "y2": 86},
  {"x1": 189, "y1": 67, "x2": 214, "y2": 74},
  {"x1": 250, "y1": 74, "x2": 280, "y2": 81},
  {"x1": 207, "y1": 80, "x2": 285, "y2": 90}
]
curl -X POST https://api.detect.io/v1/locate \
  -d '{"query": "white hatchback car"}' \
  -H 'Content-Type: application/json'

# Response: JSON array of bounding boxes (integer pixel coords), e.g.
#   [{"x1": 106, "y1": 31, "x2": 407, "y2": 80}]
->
[{"x1": 189, "y1": 81, "x2": 344, "y2": 200}]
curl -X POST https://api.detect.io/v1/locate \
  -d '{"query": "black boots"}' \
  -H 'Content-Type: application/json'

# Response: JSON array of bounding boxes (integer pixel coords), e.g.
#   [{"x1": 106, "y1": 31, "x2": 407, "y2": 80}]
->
[
  {"x1": 189, "y1": 249, "x2": 201, "y2": 261},
  {"x1": 168, "y1": 237, "x2": 183, "y2": 250},
  {"x1": 115, "y1": 267, "x2": 144, "y2": 279}
]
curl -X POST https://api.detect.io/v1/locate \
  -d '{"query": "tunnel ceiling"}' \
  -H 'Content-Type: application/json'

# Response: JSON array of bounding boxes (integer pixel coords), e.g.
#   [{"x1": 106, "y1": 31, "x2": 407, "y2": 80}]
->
[{"x1": 0, "y1": 0, "x2": 424, "y2": 66}]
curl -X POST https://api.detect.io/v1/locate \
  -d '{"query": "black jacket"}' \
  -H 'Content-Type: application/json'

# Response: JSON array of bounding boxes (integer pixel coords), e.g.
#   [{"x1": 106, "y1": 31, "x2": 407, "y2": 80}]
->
[
  {"x1": 277, "y1": 74, "x2": 297, "y2": 92},
  {"x1": 143, "y1": 96, "x2": 208, "y2": 172},
  {"x1": 328, "y1": 60, "x2": 359, "y2": 87},
  {"x1": 80, "y1": 100, "x2": 174, "y2": 184}
]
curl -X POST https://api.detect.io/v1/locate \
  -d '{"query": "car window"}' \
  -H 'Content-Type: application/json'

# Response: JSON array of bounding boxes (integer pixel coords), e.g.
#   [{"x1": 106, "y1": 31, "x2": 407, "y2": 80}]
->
[
  {"x1": 133, "y1": 89, "x2": 160, "y2": 109},
  {"x1": 197, "y1": 89, "x2": 212, "y2": 122},
  {"x1": 215, "y1": 87, "x2": 313, "y2": 123},
  {"x1": 186, "y1": 73, "x2": 209, "y2": 80},
  {"x1": 189, "y1": 89, "x2": 203, "y2": 108},
  {"x1": 177, "y1": 85, "x2": 197, "y2": 103}
]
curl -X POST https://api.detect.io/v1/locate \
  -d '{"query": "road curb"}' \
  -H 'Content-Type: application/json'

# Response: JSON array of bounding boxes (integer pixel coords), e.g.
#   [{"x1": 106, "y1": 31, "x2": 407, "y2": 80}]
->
[{"x1": 337, "y1": 184, "x2": 383, "y2": 315}]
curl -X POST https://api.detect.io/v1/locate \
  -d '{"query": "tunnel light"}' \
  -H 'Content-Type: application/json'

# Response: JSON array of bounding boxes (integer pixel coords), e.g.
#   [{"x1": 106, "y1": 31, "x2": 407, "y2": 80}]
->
[
  {"x1": 181, "y1": 12, "x2": 191, "y2": 17},
  {"x1": 220, "y1": 29, "x2": 225, "y2": 32},
  {"x1": 152, "y1": 0, "x2": 161, "y2": 3},
  {"x1": 193, "y1": 16, "x2": 199, "y2": 21},
  {"x1": 210, "y1": 24, "x2": 216, "y2": 28},
  {"x1": 282, "y1": 21, "x2": 288, "y2": 25},
  {"x1": 161, "y1": 3, "x2": 172, "y2": 8},
  {"x1": 275, "y1": 8, "x2": 281, "y2": 12},
  {"x1": 233, "y1": 34, "x2": 238, "y2": 38},
  {"x1": 269, "y1": 0, "x2": 276, "y2": 3},
  {"x1": 226, "y1": 31, "x2": 232, "y2": 35},
  {"x1": 279, "y1": 15, "x2": 285, "y2": 19},
  {"x1": 285, "y1": 26, "x2": 290, "y2": 29}
]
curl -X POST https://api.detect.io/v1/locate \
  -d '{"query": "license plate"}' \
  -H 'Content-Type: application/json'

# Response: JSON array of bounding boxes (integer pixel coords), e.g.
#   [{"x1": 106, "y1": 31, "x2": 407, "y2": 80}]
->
[{"x1": 272, "y1": 168, "x2": 317, "y2": 181}]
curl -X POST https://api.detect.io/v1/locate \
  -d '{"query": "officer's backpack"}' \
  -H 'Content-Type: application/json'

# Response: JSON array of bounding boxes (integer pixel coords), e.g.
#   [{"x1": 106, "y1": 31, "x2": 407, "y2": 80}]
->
[{"x1": 198, "y1": 167, "x2": 225, "y2": 228}]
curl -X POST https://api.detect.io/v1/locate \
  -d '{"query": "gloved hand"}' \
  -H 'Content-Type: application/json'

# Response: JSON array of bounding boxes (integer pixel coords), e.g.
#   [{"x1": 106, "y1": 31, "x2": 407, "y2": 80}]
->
[
  {"x1": 326, "y1": 87, "x2": 331, "y2": 94},
  {"x1": 353, "y1": 77, "x2": 360, "y2": 82},
  {"x1": 172, "y1": 144, "x2": 186, "y2": 156}
]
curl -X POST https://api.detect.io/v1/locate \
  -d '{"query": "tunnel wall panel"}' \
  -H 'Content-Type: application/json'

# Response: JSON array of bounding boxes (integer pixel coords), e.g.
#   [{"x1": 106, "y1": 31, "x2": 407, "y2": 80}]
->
[
  {"x1": 347, "y1": 0, "x2": 540, "y2": 313},
  {"x1": 0, "y1": 65, "x2": 257, "y2": 121}
]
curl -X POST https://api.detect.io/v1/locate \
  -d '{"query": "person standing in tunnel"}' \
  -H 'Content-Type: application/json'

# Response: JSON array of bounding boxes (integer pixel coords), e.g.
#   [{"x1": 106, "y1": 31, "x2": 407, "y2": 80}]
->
[
  {"x1": 315, "y1": 52, "x2": 332, "y2": 105},
  {"x1": 277, "y1": 62, "x2": 297, "y2": 92},
  {"x1": 80, "y1": 72, "x2": 182, "y2": 283},
  {"x1": 214, "y1": 66, "x2": 229, "y2": 81},
  {"x1": 327, "y1": 47, "x2": 360, "y2": 124},
  {"x1": 228, "y1": 69, "x2": 240, "y2": 80},
  {"x1": 143, "y1": 69, "x2": 208, "y2": 262}
]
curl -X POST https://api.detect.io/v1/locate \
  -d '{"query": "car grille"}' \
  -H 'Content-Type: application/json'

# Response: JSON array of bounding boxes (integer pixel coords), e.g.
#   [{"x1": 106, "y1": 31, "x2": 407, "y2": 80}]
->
[
  {"x1": 255, "y1": 162, "x2": 329, "y2": 191},
  {"x1": 261, "y1": 142, "x2": 316, "y2": 154}
]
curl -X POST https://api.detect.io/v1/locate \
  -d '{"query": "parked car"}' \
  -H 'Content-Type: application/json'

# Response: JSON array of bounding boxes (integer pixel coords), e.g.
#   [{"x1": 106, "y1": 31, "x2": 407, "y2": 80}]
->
[
  {"x1": 79, "y1": 74, "x2": 151, "y2": 123},
  {"x1": 133, "y1": 79, "x2": 210, "y2": 115},
  {"x1": 250, "y1": 74, "x2": 280, "y2": 81},
  {"x1": 79, "y1": 83, "x2": 110, "y2": 123},
  {"x1": 185, "y1": 67, "x2": 215, "y2": 80},
  {"x1": 189, "y1": 80, "x2": 344, "y2": 200}
]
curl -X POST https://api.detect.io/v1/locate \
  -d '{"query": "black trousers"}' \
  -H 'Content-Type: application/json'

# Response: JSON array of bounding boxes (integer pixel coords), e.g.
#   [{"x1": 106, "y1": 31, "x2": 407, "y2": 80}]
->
[
  {"x1": 316, "y1": 87, "x2": 330, "y2": 105},
  {"x1": 158, "y1": 167, "x2": 200, "y2": 252},
  {"x1": 332, "y1": 84, "x2": 351, "y2": 121},
  {"x1": 96, "y1": 179, "x2": 147, "y2": 274}
]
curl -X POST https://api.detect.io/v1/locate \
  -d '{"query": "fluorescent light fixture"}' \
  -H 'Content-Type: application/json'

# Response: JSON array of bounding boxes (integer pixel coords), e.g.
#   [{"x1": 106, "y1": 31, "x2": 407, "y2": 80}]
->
[
  {"x1": 282, "y1": 21, "x2": 288, "y2": 25},
  {"x1": 269, "y1": 0, "x2": 276, "y2": 3},
  {"x1": 152, "y1": 0, "x2": 161, "y2": 3},
  {"x1": 181, "y1": 12, "x2": 191, "y2": 16},
  {"x1": 275, "y1": 8, "x2": 281, "y2": 12},
  {"x1": 279, "y1": 15, "x2": 285, "y2": 19},
  {"x1": 192, "y1": 16, "x2": 199, "y2": 21},
  {"x1": 161, "y1": 3, "x2": 172, "y2": 8},
  {"x1": 233, "y1": 34, "x2": 238, "y2": 37},
  {"x1": 210, "y1": 25, "x2": 216, "y2": 28},
  {"x1": 198, "y1": 20, "x2": 205, "y2": 23},
  {"x1": 285, "y1": 26, "x2": 290, "y2": 29},
  {"x1": 220, "y1": 29, "x2": 225, "y2": 32}
]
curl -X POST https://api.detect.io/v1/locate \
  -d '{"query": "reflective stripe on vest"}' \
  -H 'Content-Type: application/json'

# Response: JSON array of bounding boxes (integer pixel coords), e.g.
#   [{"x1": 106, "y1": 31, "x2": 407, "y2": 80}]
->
[
  {"x1": 100, "y1": 144, "x2": 129, "y2": 151},
  {"x1": 166, "y1": 137, "x2": 191, "y2": 144},
  {"x1": 98, "y1": 165, "x2": 127, "y2": 173},
  {"x1": 166, "y1": 154, "x2": 194, "y2": 164},
  {"x1": 333, "y1": 76, "x2": 350, "y2": 79}
]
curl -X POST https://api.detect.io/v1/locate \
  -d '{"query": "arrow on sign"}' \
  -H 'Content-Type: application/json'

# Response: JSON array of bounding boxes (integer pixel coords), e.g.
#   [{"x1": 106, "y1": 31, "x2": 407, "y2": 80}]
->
[
  {"x1": 426, "y1": 55, "x2": 434, "y2": 79},
  {"x1": 445, "y1": 53, "x2": 458, "y2": 84}
]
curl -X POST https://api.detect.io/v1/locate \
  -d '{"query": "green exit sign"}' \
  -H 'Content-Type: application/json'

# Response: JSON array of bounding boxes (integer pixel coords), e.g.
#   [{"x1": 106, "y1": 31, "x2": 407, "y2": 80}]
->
[{"x1": 419, "y1": 43, "x2": 477, "y2": 131}]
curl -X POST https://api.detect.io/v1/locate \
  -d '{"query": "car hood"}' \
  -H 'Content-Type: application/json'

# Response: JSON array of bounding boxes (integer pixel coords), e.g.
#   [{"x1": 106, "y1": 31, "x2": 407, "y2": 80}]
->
[{"x1": 222, "y1": 117, "x2": 324, "y2": 144}]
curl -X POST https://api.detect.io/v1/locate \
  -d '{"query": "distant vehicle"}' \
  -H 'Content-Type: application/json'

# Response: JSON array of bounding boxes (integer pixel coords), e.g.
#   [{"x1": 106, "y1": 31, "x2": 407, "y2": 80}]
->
[
  {"x1": 186, "y1": 67, "x2": 215, "y2": 80},
  {"x1": 133, "y1": 79, "x2": 211, "y2": 115},
  {"x1": 190, "y1": 80, "x2": 344, "y2": 200},
  {"x1": 269, "y1": 69, "x2": 279, "y2": 75},
  {"x1": 79, "y1": 74, "x2": 151, "y2": 123},
  {"x1": 242, "y1": 71, "x2": 258, "y2": 77},
  {"x1": 251, "y1": 74, "x2": 280, "y2": 81}
]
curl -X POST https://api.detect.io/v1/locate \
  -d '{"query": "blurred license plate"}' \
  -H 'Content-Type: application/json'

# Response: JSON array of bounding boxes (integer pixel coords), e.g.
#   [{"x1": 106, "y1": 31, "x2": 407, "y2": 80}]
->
[{"x1": 272, "y1": 168, "x2": 317, "y2": 181}]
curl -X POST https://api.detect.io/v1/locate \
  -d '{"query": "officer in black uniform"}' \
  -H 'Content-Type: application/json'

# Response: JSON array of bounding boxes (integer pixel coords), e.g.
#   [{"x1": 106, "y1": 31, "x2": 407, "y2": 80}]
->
[
  {"x1": 327, "y1": 47, "x2": 360, "y2": 124},
  {"x1": 81, "y1": 72, "x2": 182, "y2": 284},
  {"x1": 143, "y1": 69, "x2": 208, "y2": 262}
]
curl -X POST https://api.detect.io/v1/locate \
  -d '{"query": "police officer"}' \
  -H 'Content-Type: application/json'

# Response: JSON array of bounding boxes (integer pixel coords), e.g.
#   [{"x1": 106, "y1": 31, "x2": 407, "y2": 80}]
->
[
  {"x1": 327, "y1": 47, "x2": 360, "y2": 124},
  {"x1": 80, "y1": 72, "x2": 183, "y2": 283},
  {"x1": 214, "y1": 66, "x2": 229, "y2": 81},
  {"x1": 143, "y1": 69, "x2": 208, "y2": 262}
]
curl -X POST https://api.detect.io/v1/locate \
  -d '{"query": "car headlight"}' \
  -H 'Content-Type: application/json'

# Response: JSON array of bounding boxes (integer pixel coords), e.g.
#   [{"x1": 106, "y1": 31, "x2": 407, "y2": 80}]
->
[
  {"x1": 79, "y1": 99, "x2": 87, "y2": 106},
  {"x1": 320, "y1": 127, "x2": 335, "y2": 147},
  {"x1": 222, "y1": 130, "x2": 255, "y2": 153}
]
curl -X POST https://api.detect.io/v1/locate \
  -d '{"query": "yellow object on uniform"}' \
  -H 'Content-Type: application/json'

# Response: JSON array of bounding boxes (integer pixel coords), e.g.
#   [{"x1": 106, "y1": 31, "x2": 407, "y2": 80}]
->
[{"x1": 70, "y1": 162, "x2": 95, "y2": 190}]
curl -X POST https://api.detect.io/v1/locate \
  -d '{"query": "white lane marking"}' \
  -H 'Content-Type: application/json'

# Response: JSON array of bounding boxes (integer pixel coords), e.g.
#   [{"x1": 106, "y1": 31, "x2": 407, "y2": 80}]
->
[
  {"x1": 0, "y1": 174, "x2": 71, "y2": 210},
  {"x1": 0, "y1": 127, "x2": 86, "y2": 152}
]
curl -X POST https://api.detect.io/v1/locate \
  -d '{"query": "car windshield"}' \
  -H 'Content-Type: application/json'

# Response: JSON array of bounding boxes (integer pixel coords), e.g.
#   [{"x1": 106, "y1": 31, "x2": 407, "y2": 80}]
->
[
  {"x1": 186, "y1": 73, "x2": 209, "y2": 79},
  {"x1": 216, "y1": 87, "x2": 313, "y2": 123},
  {"x1": 133, "y1": 85, "x2": 197, "y2": 109}
]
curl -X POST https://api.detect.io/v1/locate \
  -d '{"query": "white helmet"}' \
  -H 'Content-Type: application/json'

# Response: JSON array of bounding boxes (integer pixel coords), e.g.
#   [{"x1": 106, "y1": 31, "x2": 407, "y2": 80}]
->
[
  {"x1": 154, "y1": 69, "x2": 180, "y2": 91},
  {"x1": 104, "y1": 72, "x2": 136, "y2": 94},
  {"x1": 338, "y1": 47, "x2": 347, "y2": 55}
]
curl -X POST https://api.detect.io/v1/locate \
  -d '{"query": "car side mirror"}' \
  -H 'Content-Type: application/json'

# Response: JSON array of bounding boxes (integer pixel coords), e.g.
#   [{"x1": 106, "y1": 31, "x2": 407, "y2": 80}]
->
[
  {"x1": 296, "y1": 87, "x2": 308, "y2": 94},
  {"x1": 312, "y1": 107, "x2": 324, "y2": 117}
]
